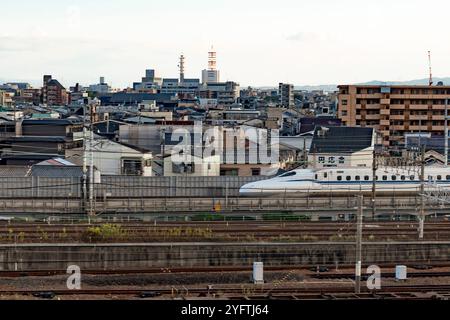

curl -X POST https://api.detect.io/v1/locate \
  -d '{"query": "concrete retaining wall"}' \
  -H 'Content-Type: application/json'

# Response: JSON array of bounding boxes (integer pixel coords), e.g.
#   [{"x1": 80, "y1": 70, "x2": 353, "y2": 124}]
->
[{"x1": 0, "y1": 242, "x2": 448, "y2": 271}]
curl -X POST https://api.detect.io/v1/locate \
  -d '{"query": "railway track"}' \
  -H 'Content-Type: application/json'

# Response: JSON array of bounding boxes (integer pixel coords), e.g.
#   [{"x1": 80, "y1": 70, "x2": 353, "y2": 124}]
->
[
  {"x1": 1, "y1": 263, "x2": 450, "y2": 278},
  {"x1": 2, "y1": 221, "x2": 450, "y2": 242},
  {"x1": 1, "y1": 285, "x2": 450, "y2": 299}
]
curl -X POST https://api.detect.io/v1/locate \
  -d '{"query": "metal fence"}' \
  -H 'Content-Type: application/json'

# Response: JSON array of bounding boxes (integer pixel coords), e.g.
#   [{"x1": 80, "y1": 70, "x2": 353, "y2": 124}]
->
[
  {"x1": 0, "y1": 176, "x2": 266, "y2": 199},
  {"x1": 0, "y1": 177, "x2": 81, "y2": 198}
]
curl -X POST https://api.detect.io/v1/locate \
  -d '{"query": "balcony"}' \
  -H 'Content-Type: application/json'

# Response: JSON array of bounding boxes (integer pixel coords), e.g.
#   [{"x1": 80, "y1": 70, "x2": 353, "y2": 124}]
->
[
  {"x1": 380, "y1": 120, "x2": 390, "y2": 126},
  {"x1": 389, "y1": 115, "x2": 405, "y2": 120},
  {"x1": 380, "y1": 99, "x2": 391, "y2": 105},
  {"x1": 365, "y1": 114, "x2": 381, "y2": 120},
  {"x1": 355, "y1": 94, "x2": 381, "y2": 99},
  {"x1": 409, "y1": 115, "x2": 428, "y2": 120},
  {"x1": 432, "y1": 115, "x2": 445, "y2": 120},
  {"x1": 390, "y1": 104, "x2": 406, "y2": 110},
  {"x1": 409, "y1": 105, "x2": 429, "y2": 110},
  {"x1": 390, "y1": 125, "x2": 406, "y2": 131},
  {"x1": 409, "y1": 126, "x2": 429, "y2": 131},
  {"x1": 380, "y1": 109, "x2": 390, "y2": 115}
]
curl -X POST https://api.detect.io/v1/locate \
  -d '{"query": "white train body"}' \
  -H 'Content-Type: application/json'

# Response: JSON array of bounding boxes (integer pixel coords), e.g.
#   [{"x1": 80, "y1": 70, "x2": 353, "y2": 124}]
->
[{"x1": 239, "y1": 167, "x2": 450, "y2": 196}]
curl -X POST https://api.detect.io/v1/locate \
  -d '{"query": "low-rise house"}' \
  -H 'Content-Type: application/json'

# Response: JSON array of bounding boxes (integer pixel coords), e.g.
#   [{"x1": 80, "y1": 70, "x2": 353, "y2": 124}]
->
[
  {"x1": 66, "y1": 138, "x2": 153, "y2": 176},
  {"x1": 308, "y1": 126, "x2": 375, "y2": 168},
  {"x1": 160, "y1": 154, "x2": 220, "y2": 177}
]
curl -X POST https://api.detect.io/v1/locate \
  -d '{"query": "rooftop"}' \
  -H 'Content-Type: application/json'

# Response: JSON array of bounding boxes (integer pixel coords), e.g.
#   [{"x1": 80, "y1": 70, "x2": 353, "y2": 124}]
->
[{"x1": 310, "y1": 126, "x2": 374, "y2": 154}]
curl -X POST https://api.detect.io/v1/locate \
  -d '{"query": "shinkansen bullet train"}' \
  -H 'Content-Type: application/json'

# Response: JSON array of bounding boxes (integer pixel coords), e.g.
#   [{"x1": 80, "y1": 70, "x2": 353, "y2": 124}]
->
[{"x1": 239, "y1": 167, "x2": 450, "y2": 196}]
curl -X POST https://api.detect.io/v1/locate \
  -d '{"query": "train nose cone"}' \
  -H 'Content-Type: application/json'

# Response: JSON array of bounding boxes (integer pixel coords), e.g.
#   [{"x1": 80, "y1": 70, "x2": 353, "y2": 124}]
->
[{"x1": 239, "y1": 182, "x2": 260, "y2": 196}]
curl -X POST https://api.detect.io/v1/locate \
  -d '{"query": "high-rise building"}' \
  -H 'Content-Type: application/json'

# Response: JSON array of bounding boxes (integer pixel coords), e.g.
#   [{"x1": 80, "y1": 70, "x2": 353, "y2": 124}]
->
[
  {"x1": 202, "y1": 47, "x2": 220, "y2": 84},
  {"x1": 279, "y1": 83, "x2": 294, "y2": 108},
  {"x1": 338, "y1": 84, "x2": 450, "y2": 147},
  {"x1": 133, "y1": 69, "x2": 163, "y2": 91},
  {"x1": 89, "y1": 77, "x2": 111, "y2": 93}
]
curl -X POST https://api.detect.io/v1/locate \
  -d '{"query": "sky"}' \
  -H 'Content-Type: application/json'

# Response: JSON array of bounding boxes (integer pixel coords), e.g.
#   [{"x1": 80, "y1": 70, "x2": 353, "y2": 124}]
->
[{"x1": 1, "y1": 0, "x2": 450, "y2": 88}]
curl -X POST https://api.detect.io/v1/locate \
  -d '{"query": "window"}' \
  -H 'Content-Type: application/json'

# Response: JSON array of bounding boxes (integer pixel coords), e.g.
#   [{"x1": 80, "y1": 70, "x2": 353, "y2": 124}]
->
[
  {"x1": 410, "y1": 176, "x2": 415, "y2": 181},
  {"x1": 375, "y1": 176, "x2": 379, "y2": 181},
  {"x1": 172, "y1": 162, "x2": 195, "y2": 174},
  {"x1": 447, "y1": 175, "x2": 450, "y2": 180},
  {"x1": 337, "y1": 176, "x2": 342, "y2": 181},
  {"x1": 315, "y1": 174, "x2": 318, "y2": 180},
  {"x1": 364, "y1": 176, "x2": 370, "y2": 181},
  {"x1": 355, "y1": 176, "x2": 361, "y2": 181},
  {"x1": 342, "y1": 99, "x2": 348, "y2": 105},
  {"x1": 122, "y1": 159, "x2": 143, "y2": 176},
  {"x1": 341, "y1": 110, "x2": 348, "y2": 116},
  {"x1": 401, "y1": 176, "x2": 406, "y2": 181},
  {"x1": 251, "y1": 168, "x2": 261, "y2": 176},
  {"x1": 382, "y1": 176, "x2": 388, "y2": 181},
  {"x1": 392, "y1": 176, "x2": 397, "y2": 181},
  {"x1": 280, "y1": 171, "x2": 296, "y2": 177},
  {"x1": 324, "y1": 172, "x2": 328, "y2": 179},
  {"x1": 346, "y1": 176, "x2": 352, "y2": 181},
  {"x1": 221, "y1": 169, "x2": 239, "y2": 176},
  {"x1": 437, "y1": 175, "x2": 442, "y2": 181}
]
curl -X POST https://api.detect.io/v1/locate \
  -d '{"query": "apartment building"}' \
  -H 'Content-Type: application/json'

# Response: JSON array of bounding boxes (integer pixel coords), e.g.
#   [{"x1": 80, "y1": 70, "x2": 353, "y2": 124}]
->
[
  {"x1": 279, "y1": 83, "x2": 294, "y2": 108},
  {"x1": 338, "y1": 84, "x2": 450, "y2": 147},
  {"x1": 42, "y1": 75, "x2": 69, "y2": 106}
]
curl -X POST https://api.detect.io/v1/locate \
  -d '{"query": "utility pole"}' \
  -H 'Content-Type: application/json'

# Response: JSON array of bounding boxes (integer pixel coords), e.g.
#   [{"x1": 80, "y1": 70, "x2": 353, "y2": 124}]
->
[
  {"x1": 89, "y1": 103, "x2": 95, "y2": 216},
  {"x1": 355, "y1": 195, "x2": 364, "y2": 294},
  {"x1": 371, "y1": 146, "x2": 377, "y2": 220},
  {"x1": 82, "y1": 105, "x2": 88, "y2": 214},
  {"x1": 303, "y1": 138, "x2": 308, "y2": 169},
  {"x1": 419, "y1": 145, "x2": 426, "y2": 240}
]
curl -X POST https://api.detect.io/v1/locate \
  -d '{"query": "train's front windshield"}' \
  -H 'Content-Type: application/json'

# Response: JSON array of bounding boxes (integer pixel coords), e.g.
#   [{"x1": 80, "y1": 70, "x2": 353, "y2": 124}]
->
[{"x1": 279, "y1": 171, "x2": 297, "y2": 177}]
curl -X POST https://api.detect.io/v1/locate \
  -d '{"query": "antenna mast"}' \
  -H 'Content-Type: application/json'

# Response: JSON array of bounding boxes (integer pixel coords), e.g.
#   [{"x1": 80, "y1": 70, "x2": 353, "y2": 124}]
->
[
  {"x1": 428, "y1": 51, "x2": 433, "y2": 86},
  {"x1": 179, "y1": 54, "x2": 185, "y2": 84}
]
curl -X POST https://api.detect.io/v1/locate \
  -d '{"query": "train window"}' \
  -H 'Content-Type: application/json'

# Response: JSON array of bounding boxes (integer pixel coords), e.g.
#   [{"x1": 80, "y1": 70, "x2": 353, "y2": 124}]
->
[
  {"x1": 428, "y1": 176, "x2": 433, "y2": 181},
  {"x1": 410, "y1": 176, "x2": 415, "y2": 181},
  {"x1": 337, "y1": 176, "x2": 342, "y2": 181},
  {"x1": 364, "y1": 176, "x2": 370, "y2": 181},
  {"x1": 447, "y1": 175, "x2": 450, "y2": 180},
  {"x1": 280, "y1": 172, "x2": 296, "y2": 177},
  {"x1": 375, "y1": 176, "x2": 379, "y2": 181},
  {"x1": 437, "y1": 175, "x2": 442, "y2": 181},
  {"x1": 382, "y1": 176, "x2": 388, "y2": 181},
  {"x1": 392, "y1": 176, "x2": 397, "y2": 181},
  {"x1": 346, "y1": 176, "x2": 352, "y2": 181},
  {"x1": 315, "y1": 174, "x2": 318, "y2": 180},
  {"x1": 401, "y1": 176, "x2": 406, "y2": 181},
  {"x1": 324, "y1": 173, "x2": 328, "y2": 178},
  {"x1": 355, "y1": 176, "x2": 361, "y2": 181}
]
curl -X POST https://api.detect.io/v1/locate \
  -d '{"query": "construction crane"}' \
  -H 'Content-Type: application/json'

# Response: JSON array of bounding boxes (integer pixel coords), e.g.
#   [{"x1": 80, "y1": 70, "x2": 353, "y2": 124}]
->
[{"x1": 428, "y1": 51, "x2": 433, "y2": 86}]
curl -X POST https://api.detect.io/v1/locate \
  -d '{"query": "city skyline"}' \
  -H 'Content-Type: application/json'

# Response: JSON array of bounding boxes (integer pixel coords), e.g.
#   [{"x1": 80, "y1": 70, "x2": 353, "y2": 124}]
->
[{"x1": 1, "y1": 0, "x2": 450, "y2": 88}]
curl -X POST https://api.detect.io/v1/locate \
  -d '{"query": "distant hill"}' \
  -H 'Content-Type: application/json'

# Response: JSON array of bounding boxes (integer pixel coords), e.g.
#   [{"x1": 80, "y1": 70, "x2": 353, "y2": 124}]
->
[
  {"x1": 260, "y1": 77, "x2": 450, "y2": 92},
  {"x1": 358, "y1": 77, "x2": 450, "y2": 86}
]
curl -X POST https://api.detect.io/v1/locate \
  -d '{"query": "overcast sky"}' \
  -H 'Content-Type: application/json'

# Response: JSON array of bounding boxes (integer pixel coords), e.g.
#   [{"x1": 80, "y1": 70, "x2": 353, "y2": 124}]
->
[{"x1": 1, "y1": 0, "x2": 449, "y2": 88}]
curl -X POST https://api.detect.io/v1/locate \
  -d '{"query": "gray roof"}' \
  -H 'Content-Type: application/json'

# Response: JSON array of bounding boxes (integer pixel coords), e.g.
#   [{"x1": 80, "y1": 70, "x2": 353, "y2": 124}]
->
[
  {"x1": 123, "y1": 116, "x2": 157, "y2": 124},
  {"x1": 22, "y1": 119, "x2": 82, "y2": 126},
  {"x1": 109, "y1": 93, "x2": 176, "y2": 104},
  {"x1": 310, "y1": 126, "x2": 374, "y2": 153},
  {"x1": 0, "y1": 166, "x2": 31, "y2": 177},
  {"x1": 30, "y1": 166, "x2": 84, "y2": 178}
]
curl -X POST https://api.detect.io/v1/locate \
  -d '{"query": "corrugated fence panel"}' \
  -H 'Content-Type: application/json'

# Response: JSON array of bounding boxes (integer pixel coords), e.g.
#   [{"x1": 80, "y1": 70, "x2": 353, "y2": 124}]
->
[{"x1": 0, "y1": 176, "x2": 268, "y2": 198}]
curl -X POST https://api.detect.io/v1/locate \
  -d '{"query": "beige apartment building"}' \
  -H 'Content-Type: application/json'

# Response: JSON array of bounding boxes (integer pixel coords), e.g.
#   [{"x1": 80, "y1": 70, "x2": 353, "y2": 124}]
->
[{"x1": 338, "y1": 85, "x2": 450, "y2": 147}]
